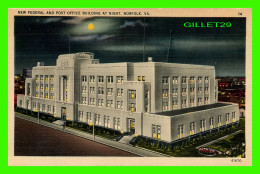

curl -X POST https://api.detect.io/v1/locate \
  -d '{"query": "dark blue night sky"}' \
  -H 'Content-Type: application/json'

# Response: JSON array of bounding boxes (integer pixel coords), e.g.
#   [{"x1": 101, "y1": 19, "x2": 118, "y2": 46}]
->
[{"x1": 14, "y1": 17, "x2": 246, "y2": 76}]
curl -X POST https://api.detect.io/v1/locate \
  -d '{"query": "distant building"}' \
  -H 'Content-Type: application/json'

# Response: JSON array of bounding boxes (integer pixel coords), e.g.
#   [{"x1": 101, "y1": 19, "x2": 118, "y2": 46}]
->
[{"x1": 17, "y1": 52, "x2": 239, "y2": 142}]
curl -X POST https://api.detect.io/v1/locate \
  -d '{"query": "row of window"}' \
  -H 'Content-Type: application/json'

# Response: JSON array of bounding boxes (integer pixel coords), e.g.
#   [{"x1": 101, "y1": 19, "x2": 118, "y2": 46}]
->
[
  {"x1": 87, "y1": 98, "x2": 124, "y2": 109},
  {"x1": 35, "y1": 92, "x2": 55, "y2": 99},
  {"x1": 86, "y1": 87, "x2": 124, "y2": 96},
  {"x1": 163, "y1": 87, "x2": 209, "y2": 97},
  {"x1": 78, "y1": 111, "x2": 121, "y2": 130},
  {"x1": 82, "y1": 76, "x2": 124, "y2": 84},
  {"x1": 32, "y1": 102, "x2": 55, "y2": 114},
  {"x1": 177, "y1": 112, "x2": 236, "y2": 139},
  {"x1": 163, "y1": 76, "x2": 209, "y2": 84},
  {"x1": 35, "y1": 75, "x2": 54, "y2": 81},
  {"x1": 162, "y1": 97, "x2": 209, "y2": 111},
  {"x1": 35, "y1": 84, "x2": 55, "y2": 90}
]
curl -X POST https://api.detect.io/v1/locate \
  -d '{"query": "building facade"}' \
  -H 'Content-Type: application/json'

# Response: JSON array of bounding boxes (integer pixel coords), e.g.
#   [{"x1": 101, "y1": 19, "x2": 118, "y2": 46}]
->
[{"x1": 17, "y1": 52, "x2": 239, "y2": 142}]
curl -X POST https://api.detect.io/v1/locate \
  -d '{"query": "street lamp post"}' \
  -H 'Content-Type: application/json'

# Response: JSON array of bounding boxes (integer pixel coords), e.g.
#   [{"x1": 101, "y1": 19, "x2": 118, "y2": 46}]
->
[
  {"x1": 38, "y1": 102, "x2": 40, "y2": 124},
  {"x1": 93, "y1": 117, "x2": 95, "y2": 140}
]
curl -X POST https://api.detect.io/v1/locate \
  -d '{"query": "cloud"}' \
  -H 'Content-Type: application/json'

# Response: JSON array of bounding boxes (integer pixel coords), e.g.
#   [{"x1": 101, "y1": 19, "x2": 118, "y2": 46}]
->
[
  {"x1": 62, "y1": 17, "x2": 92, "y2": 24},
  {"x1": 119, "y1": 20, "x2": 148, "y2": 29},
  {"x1": 70, "y1": 34, "x2": 115, "y2": 41},
  {"x1": 36, "y1": 17, "x2": 63, "y2": 23}
]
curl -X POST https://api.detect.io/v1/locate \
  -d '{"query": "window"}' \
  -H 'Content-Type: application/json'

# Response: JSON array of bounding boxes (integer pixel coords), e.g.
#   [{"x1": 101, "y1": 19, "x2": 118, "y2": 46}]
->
[
  {"x1": 198, "y1": 77, "x2": 202, "y2": 83},
  {"x1": 182, "y1": 77, "x2": 187, "y2": 84},
  {"x1": 82, "y1": 76, "x2": 87, "y2": 82},
  {"x1": 82, "y1": 97, "x2": 87, "y2": 104},
  {"x1": 90, "y1": 98, "x2": 95, "y2": 105},
  {"x1": 205, "y1": 87, "x2": 209, "y2": 94},
  {"x1": 200, "y1": 119, "x2": 206, "y2": 132},
  {"x1": 19, "y1": 100, "x2": 23, "y2": 107},
  {"x1": 190, "y1": 98, "x2": 194, "y2": 106},
  {"x1": 117, "y1": 101, "x2": 123, "y2": 109},
  {"x1": 87, "y1": 112, "x2": 92, "y2": 123},
  {"x1": 190, "y1": 122, "x2": 195, "y2": 135},
  {"x1": 210, "y1": 117, "x2": 214, "y2": 129},
  {"x1": 138, "y1": 76, "x2": 141, "y2": 81},
  {"x1": 172, "y1": 88, "x2": 178, "y2": 97},
  {"x1": 107, "y1": 88, "x2": 113, "y2": 95},
  {"x1": 162, "y1": 76, "x2": 168, "y2": 84},
  {"x1": 129, "y1": 103, "x2": 136, "y2": 112},
  {"x1": 117, "y1": 88, "x2": 123, "y2": 96},
  {"x1": 45, "y1": 93, "x2": 48, "y2": 99},
  {"x1": 42, "y1": 104, "x2": 45, "y2": 112},
  {"x1": 157, "y1": 126, "x2": 161, "y2": 140},
  {"x1": 50, "y1": 75, "x2": 54, "y2": 81},
  {"x1": 190, "y1": 77, "x2": 195, "y2": 84},
  {"x1": 152, "y1": 125, "x2": 156, "y2": 138},
  {"x1": 218, "y1": 115, "x2": 222, "y2": 127},
  {"x1": 90, "y1": 87, "x2": 95, "y2": 94},
  {"x1": 205, "y1": 97, "x2": 209, "y2": 104},
  {"x1": 205, "y1": 77, "x2": 209, "y2": 83},
  {"x1": 198, "y1": 98, "x2": 202, "y2": 105},
  {"x1": 225, "y1": 113, "x2": 230, "y2": 125},
  {"x1": 182, "y1": 88, "x2": 186, "y2": 96},
  {"x1": 142, "y1": 76, "x2": 145, "y2": 81},
  {"x1": 198, "y1": 87, "x2": 202, "y2": 94},
  {"x1": 190, "y1": 87, "x2": 195, "y2": 95},
  {"x1": 162, "y1": 102, "x2": 168, "y2": 111},
  {"x1": 35, "y1": 75, "x2": 39, "y2": 81},
  {"x1": 107, "y1": 76, "x2": 113, "y2": 83},
  {"x1": 162, "y1": 89, "x2": 168, "y2": 97},
  {"x1": 98, "y1": 76, "x2": 104, "y2": 82},
  {"x1": 40, "y1": 92, "x2": 43, "y2": 98},
  {"x1": 82, "y1": 86, "x2": 87, "y2": 93},
  {"x1": 40, "y1": 84, "x2": 43, "y2": 89},
  {"x1": 182, "y1": 99, "x2": 187, "y2": 108},
  {"x1": 117, "y1": 76, "x2": 124, "y2": 83},
  {"x1": 117, "y1": 118, "x2": 120, "y2": 130},
  {"x1": 45, "y1": 75, "x2": 48, "y2": 81},
  {"x1": 45, "y1": 84, "x2": 48, "y2": 90},
  {"x1": 232, "y1": 112, "x2": 236, "y2": 122},
  {"x1": 173, "y1": 100, "x2": 178, "y2": 109},
  {"x1": 173, "y1": 76, "x2": 178, "y2": 84},
  {"x1": 129, "y1": 90, "x2": 136, "y2": 99},
  {"x1": 107, "y1": 100, "x2": 113, "y2": 108},
  {"x1": 177, "y1": 125, "x2": 184, "y2": 139},
  {"x1": 98, "y1": 99, "x2": 104, "y2": 106},
  {"x1": 90, "y1": 76, "x2": 95, "y2": 82},
  {"x1": 40, "y1": 75, "x2": 43, "y2": 81},
  {"x1": 50, "y1": 93, "x2": 54, "y2": 99},
  {"x1": 50, "y1": 84, "x2": 54, "y2": 91},
  {"x1": 98, "y1": 87, "x2": 104, "y2": 94},
  {"x1": 53, "y1": 106, "x2": 55, "y2": 114}
]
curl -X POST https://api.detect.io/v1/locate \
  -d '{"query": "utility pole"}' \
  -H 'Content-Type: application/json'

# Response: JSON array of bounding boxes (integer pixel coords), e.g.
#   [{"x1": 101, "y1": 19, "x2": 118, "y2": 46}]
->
[{"x1": 166, "y1": 29, "x2": 173, "y2": 63}]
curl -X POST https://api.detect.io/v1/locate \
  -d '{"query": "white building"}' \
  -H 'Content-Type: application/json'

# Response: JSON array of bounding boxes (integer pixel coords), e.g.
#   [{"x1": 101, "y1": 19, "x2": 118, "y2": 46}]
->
[{"x1": 17, "y1": 52, "x2": 239, "y2": 142}]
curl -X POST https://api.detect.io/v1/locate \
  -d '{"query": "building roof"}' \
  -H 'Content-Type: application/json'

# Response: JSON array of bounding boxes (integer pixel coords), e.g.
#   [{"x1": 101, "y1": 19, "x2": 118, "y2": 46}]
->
[{"x1": 154, "y1": 103, "x2": 232, "y2": 117}]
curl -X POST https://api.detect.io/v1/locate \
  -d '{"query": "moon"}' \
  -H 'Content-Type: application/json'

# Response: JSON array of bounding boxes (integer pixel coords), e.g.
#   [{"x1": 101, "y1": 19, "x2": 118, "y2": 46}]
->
[{"x1": 88, "y1": 23, "x2": 94, "y2": 30}]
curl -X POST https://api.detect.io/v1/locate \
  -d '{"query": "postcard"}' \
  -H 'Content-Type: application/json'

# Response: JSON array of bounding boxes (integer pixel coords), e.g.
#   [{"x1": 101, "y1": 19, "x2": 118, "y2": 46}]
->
[{"x1": 8, "y1": 8, "x2": 252, "y2": 166}]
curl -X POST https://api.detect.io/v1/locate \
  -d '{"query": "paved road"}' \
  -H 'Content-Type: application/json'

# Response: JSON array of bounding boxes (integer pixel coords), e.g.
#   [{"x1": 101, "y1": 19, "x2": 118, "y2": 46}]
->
[
  {"x1": 15, "y1": 117, "x2": 139, "y2": 156},
  {"x1": 15, "y1": 113, "x2": 169, "y2": 157}
]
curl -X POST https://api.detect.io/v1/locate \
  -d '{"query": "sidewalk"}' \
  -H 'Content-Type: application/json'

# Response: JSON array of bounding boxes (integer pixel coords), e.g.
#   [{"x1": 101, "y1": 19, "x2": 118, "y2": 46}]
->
[
  {"x1": 15, "y1": 112, "x2": 170, "y2": 157},
  {"x1": 196, "y1": 130, "x2": 242, "y2": 149}
]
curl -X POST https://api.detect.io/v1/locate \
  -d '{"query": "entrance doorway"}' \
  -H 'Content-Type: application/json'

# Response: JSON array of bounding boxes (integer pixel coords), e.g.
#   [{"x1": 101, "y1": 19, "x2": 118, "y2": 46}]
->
[
  {"x1": 128, "y1": 118, "x2": 135, "y2": 134},
  {"x1": 61, "y1": 107, "x2": 66, "y2": 120}
]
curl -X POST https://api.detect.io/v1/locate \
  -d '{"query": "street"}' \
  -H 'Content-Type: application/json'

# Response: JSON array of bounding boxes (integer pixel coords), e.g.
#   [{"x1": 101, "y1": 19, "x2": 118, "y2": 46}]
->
[{"x1": 15, "y1": 117, "x2": 139, "y2": 156}]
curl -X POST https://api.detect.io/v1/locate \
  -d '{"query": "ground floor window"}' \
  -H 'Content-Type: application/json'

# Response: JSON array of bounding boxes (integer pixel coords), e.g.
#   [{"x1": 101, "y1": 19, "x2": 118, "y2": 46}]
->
[
  {"x1": 218, "y1": 115, "x2": 222, "y2": 127},
  {"x1": 190, "y1": 122, "x2": 195, "y2": 135},
  {"x1": 232, "y1": 111, "x2": 236, "y2": 122},
  {"x1": 200, "y1": 119, "x2": 205, "y2": 132},
  {"x1": 210, "y1": 117, "x2": 214, "y2": 129},
  {"x1": 177, "y1": 125, "x2": 184, "y2": 139}
]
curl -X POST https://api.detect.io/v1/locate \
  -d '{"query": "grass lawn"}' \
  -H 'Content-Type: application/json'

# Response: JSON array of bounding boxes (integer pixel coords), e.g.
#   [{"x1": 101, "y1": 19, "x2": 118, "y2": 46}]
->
[{"x1": 206, "y1": 131, "x2": 245, "y2": 153}]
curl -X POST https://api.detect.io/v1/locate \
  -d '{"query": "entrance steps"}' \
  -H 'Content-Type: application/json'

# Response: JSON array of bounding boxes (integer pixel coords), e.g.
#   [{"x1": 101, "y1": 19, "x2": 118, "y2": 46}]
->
[
  {"x1": 52, "y1": 120, "x2": 65, "y2": 126},
  {"x1": 118, "y1": 134, "x2": 135, "y2": 144}
]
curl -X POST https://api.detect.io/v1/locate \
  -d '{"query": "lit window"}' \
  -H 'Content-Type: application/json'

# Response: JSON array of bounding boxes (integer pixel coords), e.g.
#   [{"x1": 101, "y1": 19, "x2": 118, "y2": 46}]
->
[{"x1": 138, "y1": 76, "x2": 141, "y2": 81}]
